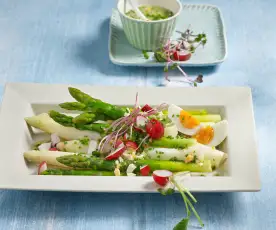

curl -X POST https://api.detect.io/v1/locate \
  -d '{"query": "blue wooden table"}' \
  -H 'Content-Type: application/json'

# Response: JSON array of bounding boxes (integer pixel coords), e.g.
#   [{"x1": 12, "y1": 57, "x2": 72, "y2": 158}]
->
[{"x1": 0, "y1": 0, "x2": 275, "y2": 229}]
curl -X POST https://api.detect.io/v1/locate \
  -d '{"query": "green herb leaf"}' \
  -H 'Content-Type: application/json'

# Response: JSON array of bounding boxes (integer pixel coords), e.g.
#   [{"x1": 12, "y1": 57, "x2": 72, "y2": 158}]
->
[
  {"x1": 158, "y1": 188, "x2": 175, "y2": 195},
  {"x1": 164, "y1": 66, "x2": 169, "y2": 72},
  {"x1": 142, "y1": 50, "x2": 149, "y2": 59},
  {"x1": 173, "y1": 218, "x2": 189, "y2": 230},
  {"x1": 170, "y1": 63, "x2": 178, "y2": 70}
]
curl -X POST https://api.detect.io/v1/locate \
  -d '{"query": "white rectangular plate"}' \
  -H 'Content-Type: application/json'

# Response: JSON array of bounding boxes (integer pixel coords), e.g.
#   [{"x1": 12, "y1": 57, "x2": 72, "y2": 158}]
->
[
  {"x1": 0, "y1": 83, "x2": 260, "y2": 192},
  {"x1": 109, "y1": 4, "x2": 227, "y2": 67}
]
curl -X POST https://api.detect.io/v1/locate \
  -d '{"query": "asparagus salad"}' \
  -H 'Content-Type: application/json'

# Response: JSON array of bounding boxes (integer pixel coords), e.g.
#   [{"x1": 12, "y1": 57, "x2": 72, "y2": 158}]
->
[{"x1": 24, "y1": 87, "x2": 228, "y2": 230}]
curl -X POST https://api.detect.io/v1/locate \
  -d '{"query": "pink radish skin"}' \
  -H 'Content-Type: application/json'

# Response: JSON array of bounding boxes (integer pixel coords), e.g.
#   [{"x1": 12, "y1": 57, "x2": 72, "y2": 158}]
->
[
  {"x1": 105, "y1": 144, "x2": 126, "y2": 160},
  {"x1": 38, "y1": 161, "x2": 47, "y2": 175},
  {"x1": 123, "y1": 133, "x2": 129, "y2": 141},
  {"x1": 136, "y1": 116, "x2": 147, "y2": 127},
  {"x1": 140, "y1": 165, "x2": 151, "y2": 176},
  {"x1": 49, "y1": 147, "x2": 58, "y2": 151},
  {"x1": 125, "y1": 140, "x2": 138, "y2": 150},
  {"x1": 152, "y1": 170, "x2": 173, "y2": 186},
  {"x1": 141, "y1": 104, "x2": 153, "y2": 112},
  {"x1": 115, "y1": 139, "x2": 123, "y2": 149}
]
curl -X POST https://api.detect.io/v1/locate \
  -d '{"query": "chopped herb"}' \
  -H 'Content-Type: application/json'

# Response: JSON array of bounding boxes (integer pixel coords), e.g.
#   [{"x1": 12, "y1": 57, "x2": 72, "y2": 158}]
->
[
  {"x1": 158, "y1": 187, "x2": 175, "y2": 195},
  {"x1": 169, "y1": 157, "x2": 179, "y2": 161},
  {"x1": 176, "y1": 114, "x2": 180, "y2": 117},
  {"x1": 64, "y1": 141, "x2": 68, "y2": 145},
  {"x1": 79, "y1": 136, "x2": 90, "y2": 146},
  {"x1": 172, "y1": 114, "x2": 175, "y2": 118}
]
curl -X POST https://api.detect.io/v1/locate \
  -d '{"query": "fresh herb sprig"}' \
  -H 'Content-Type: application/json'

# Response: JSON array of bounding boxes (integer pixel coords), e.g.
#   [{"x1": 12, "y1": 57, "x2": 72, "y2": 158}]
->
[
  {"x1": 158, "y1": 175, "x2": 204, "y2": 230},
  {"x1": 142, "y1": 27, "x2": 207, "y2": 87}
]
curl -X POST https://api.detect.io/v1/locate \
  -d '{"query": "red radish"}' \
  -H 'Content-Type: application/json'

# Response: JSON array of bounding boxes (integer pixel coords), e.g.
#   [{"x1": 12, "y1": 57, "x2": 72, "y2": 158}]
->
[
  {"x1": 152, "y1": 170, "x2": 173, "y2": 186},
  {"x1": 136, "y1": 115, "x2": 147, "y2": 127},
  {"x1": 146, "y1": 119, "x2": 164, "y2": 139},
  {"x1": 140, "y1": 165, "x2": 151, "y2": 176},
  {"x1": 125, "y1": 140, "x2": 138, "y2": 150},
  {"x1": 38, "y1": 161, "x2": 47, "y2": 175},
  {"x1": 141, "y1": 104, "x2": 153, "y2": 112},
  {"x1": 123, "y1": 133, "x2": 129, "y2": 141},
  {"x1": 115, "y1": 139, "x2": 123, "y2": 148},
  {"x1": 105, "y1": 144, "x2": 126, "y2": 160},
  {"x1": 49, "y1": 147, "x2": 58, "y2": 151},
  {"x1": 173, "y1": 50, "x2": 191, "y2": 61}
]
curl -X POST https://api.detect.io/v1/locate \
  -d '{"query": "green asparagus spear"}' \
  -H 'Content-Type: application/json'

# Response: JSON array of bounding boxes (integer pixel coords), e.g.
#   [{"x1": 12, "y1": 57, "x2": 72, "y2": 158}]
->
[
  {"x1": 59, "y1": 102, "x2": 88, "y2": 111},
  {"x1": 136, "y1": 159, "x2": 212, "y2": 172},
  {"x1": 150, "y1": 137, "x2": 196, "y2": 149},
  {"x1": 75, "y1": 123, "x2": 109, "y2": 133},
  {"x1": 41, "y1": 169, "x2": 114, "y2": 176},
  {"x1": 48, "y1": 110, "x2": 74, "y2": 127},
  {"x1": 68, "y1": 87, "x2": 101, "y2": 104},
  {"x1": 57, "y1": 155, "x2": 118, "y2": 171},
  {"x1": 73, "y1": 113, "x2": 97, "y2": 125},
  {"x1": 49, "y1": 110, "x2": 108, "y2": 133},
  {"x1": 73, "y1": 113, "x2": 111, "y2": 125},
  {"x1": 68, "y1": 87, "x2": 126, "y2": 119},
  {"x1": 57, "y1": 155, "x2": 212, "y2": 173},
  {"x1": 193, "y1": 114, "x2": 221, "y2": 122}
]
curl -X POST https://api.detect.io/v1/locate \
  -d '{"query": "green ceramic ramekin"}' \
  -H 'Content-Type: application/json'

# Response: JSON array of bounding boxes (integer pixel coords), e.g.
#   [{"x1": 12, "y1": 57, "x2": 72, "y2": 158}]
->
[{"x1": 117, "y1": 0, "x2": 182, "y2": 51}]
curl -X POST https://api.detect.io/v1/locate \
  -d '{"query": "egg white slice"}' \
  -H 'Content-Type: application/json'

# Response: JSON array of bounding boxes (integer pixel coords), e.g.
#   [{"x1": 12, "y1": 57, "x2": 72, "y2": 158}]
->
[
  {"x1": 206, "y1": 120, "x2": 228, "y2": 147},
  {"x1": 168, "y1": 104, "x2": 201, "y2": 136}
]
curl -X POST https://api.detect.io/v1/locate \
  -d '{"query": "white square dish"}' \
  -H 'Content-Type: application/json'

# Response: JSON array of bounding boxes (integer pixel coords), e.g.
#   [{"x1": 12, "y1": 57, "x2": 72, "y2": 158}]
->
[{"x1": 0, "y1": 83, "x2": 260, "y2": 192}]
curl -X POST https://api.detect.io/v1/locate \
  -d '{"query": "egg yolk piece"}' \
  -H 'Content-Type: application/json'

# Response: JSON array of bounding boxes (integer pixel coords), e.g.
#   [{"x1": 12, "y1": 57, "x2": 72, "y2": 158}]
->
[
  {"x1": 195, "y1": 126, "x2": 214, "y2": 144},
  {"x1": 179, "y1": 110, "x2": 200, "y2": 129}
]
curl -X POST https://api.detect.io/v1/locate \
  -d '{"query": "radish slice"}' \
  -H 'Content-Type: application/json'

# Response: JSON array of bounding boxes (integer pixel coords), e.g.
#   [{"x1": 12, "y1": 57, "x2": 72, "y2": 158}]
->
[
  {"x1": 173, "y1": 50, "x2": 191, "y2": 61},
  {"x1": 153, "y1": 170, "x2": 173, "y2": 186},
  {"x1": 125, "y1": 140, "x2": 138, "y2": 150},
  {"x1": 140, "y1": 165, "x2": 150, "y2": 176},
  {"x1": 49, "y1": 147, "x2": 58, "y2": 151},
  {"x1": 115, "y1": 139, "x2": 123, "y2": 149},
  {"x1": 136, "y1": 115, "x2": 147, "y2": 127},
  {"x1": 141, "y1": 104, "x2": 153, "y2": 112},
  {"x1": 38, "y1": 142, "x2": 51, "y2": 151},
  {"x1": 123, "y1": 133, "x2": 129, "y2": 141},
  {"x1": 105, "y1": 144, "x2": 126, "y2": 160},
  {"x1": 38, "y1": 161, "x2": 47, "y2": 175},
  {"x1": 51, "y1": 133, "x2": 60, "y2": 147},
  {"x1": 87, "y1": 140, "x2": 98, "y2": 154},
  {"x1": 126, "y1": 163, "x2": 137, "y2": 173}
]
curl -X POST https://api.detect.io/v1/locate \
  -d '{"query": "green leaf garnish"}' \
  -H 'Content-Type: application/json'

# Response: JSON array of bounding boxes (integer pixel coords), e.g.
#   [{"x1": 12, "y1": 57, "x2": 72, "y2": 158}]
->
[
  {"x1": 142, "y1": 50, "x2": 149, "y2": 59},
  {"x1": 173, "y1": 218, "x2": 189, "y2": 230},
  {"x1": 158, "y1": 187, "x2": 175, "y2": 195}
]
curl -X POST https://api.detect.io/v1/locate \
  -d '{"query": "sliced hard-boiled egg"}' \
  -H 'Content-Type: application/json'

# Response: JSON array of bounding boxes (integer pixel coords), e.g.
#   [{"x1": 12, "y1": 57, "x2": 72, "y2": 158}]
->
[
  {"x1": 195, "y1": 120, "x2": 228, "y2": 147},
  {"x1": 168, "y1": 104, "x2": 201, "y2": 136}
]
